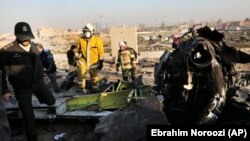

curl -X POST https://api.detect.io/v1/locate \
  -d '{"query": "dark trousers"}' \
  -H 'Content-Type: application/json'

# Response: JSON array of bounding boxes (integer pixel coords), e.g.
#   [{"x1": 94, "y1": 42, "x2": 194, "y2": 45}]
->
[
  {"x1": 47, "y1": 72, "x2": 60, "y2": 92},
  {"x1": 131, "y1": 67, "x2": 136, "y2": 80},
  {"x1": 14, "y1": 79, "x2": 55, "y2": 141},
  {"x1": 122, "y1": 68, "x2": 136, "y2": 81}
]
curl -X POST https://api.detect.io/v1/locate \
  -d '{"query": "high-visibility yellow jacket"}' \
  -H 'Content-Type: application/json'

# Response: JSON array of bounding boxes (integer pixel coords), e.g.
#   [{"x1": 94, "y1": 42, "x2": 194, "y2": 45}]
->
[
  {"x1": 77, "y1": 35, "x2": 104, "y2": 69},
  {"x1": 117, "y1": 47, "x2": 136, "y2": 69}
]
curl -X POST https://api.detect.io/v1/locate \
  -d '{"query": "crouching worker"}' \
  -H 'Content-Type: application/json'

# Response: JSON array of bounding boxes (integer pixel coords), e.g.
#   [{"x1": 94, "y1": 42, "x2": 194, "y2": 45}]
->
[
  {"x1": 36, "y1": 43, "x2": 61, "y2": 93},
  {"x1": 59, "y1": 44, "x2": 78, "y2": 91},
  {"x1": 0, "y1": 22, "x2": 55, "y2": 141},
  {"x1": 67, "y1": 44, "x2": 78, "y2": 72},
  {"x1": 116, "y1": 41, "x2": 137, "y2": 81},
  {"x1": 76, "y1": 23, "x2": 104, "y2": 94}
]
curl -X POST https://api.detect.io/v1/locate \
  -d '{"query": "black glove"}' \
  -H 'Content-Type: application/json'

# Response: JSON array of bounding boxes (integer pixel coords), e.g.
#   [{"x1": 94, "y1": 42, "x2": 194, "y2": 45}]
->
[
  {"x1": 98, "y1": 60, "x2": 104, "y2": 70},
  {"x1": 116, "y1": 63, "x2": 120, "y2": 72}
]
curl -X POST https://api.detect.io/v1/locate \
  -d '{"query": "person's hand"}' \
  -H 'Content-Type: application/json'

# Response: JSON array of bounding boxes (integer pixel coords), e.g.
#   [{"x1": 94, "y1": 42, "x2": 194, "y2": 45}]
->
[
  {"x1": 116, "y1": 64, "x2": 119, "y2": 72},
  {"x1": 1, "y1": 93, "x2": 13, "y2": 102},
  {"x1": 43, "y1": 68, "x2": 49, "y2": 73},
  {"x1": 132, "y1": 63, "x2": 137, "y2": 69},
  {"x1": 68, "y1": 65, "x2": 76, "y2": 72},
  {"x1": 98, "y1": 60, "x2": 104, "y2": 71}
]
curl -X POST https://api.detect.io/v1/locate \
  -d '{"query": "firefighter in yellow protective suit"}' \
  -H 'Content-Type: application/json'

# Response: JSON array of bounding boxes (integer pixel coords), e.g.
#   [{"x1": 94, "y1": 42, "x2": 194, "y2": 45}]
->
[
  {"x1": 76, "y1": 23, "x2": 104, "y2": 94},
  {"x1": 116, "y1": 41, "x2": 137, "y2": 81}
]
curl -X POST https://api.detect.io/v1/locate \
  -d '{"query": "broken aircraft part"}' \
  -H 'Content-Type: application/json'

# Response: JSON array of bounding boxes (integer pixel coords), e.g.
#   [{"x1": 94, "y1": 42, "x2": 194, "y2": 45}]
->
[
  {"x1": 6, "y1": 80, "x2": 153, "y2": 119},
  {"x1": 92, "y1": 96, "x2": 169, "y2": 141},
  {"x1": 155, "y1": 26, "x2": 250, "y2": 124}
]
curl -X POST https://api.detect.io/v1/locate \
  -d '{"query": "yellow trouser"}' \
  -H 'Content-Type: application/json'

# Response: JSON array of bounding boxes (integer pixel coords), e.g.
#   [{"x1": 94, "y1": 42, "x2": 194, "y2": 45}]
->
[{"x1": 77, "y1": 58, "x2": 99, "y2": 90}]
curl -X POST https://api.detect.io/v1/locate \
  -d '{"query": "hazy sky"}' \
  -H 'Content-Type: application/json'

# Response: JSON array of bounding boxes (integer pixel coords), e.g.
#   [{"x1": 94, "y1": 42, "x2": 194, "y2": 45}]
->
[{"x1": 1, "y1": 0, "x2": 250, "y2": 34}]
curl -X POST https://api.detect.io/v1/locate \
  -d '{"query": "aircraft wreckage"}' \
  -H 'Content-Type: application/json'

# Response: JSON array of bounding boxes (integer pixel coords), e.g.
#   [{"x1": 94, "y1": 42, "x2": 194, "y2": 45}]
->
[
  {"x1": 84, "y1": 26, "x2": 250, "y2": 141},
  {"x1": 5, "y1": 77, "x2": 152, "y2": 119},
  {"x1": 4, "y1": 26, "x2": 250, "y2": 126},
  {"x1": 155, "y1": 26, "x2": 250, "y2": 124}
]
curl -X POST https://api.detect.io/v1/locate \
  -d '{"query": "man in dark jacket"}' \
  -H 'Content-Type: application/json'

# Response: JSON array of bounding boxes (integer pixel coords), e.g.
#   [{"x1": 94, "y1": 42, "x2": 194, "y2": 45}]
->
[
  {"x1": 36, "y1": 43, "x2": 61, "y2": 93},
  {"x1": 59, "y1": 45, "x2": 78, "y2": 91},
  {"x1": 67, "y1": 44, "x2": 77, "y2": 72},
  {"x1": 0, "y1": 22, "x2": 55, "y2": 141}
]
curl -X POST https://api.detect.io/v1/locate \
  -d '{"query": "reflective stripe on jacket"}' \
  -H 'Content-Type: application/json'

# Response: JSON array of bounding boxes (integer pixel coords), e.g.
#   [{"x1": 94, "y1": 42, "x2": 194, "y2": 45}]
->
[{"x1": 117, "y1": 48, "x2": 136, "y2": 69}]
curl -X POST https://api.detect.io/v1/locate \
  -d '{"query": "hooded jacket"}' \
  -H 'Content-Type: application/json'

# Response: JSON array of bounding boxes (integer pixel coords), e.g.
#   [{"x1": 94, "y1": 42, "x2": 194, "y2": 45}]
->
[{"x1": 40, "y1": 50, "x2": 57, "y2": 73}]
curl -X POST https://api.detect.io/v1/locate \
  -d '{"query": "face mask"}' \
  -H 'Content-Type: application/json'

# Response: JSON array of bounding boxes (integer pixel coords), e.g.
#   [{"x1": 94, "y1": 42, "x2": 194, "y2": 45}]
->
[
  {"x1": 120, "y1": 45, "x2": 125, "y2": 50},
  {"x1": 84, "y1": 31, "x2": 91, "y2": 38}
]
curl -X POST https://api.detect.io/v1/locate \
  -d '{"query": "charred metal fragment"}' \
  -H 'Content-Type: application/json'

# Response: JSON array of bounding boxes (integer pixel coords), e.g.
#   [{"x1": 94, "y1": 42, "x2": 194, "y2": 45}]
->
[
  {"x1": 154, "y1": 26, "x2": 250, "y2": 124},
  {"x1": 92, "y1": 96, "x2": 169, "y2": 141}
]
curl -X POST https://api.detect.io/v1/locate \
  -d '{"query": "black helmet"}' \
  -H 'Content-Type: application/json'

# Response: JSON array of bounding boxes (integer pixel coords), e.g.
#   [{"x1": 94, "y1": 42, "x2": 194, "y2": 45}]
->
[{"x1": 14, "y1": 22, "x2": 34, "y2": 41}]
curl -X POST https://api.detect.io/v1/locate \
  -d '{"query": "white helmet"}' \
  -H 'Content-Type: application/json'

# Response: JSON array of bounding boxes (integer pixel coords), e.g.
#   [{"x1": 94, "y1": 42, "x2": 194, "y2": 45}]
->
[
  {"x1": 119, "y1": 41, "x2": 127, "y2": 50},
  {"x1": 82, "y1": 23, "x2": 94, "y2": 34},
  {"x1": 119, "y1": 41, "x2": 126, "y2": 46}
]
